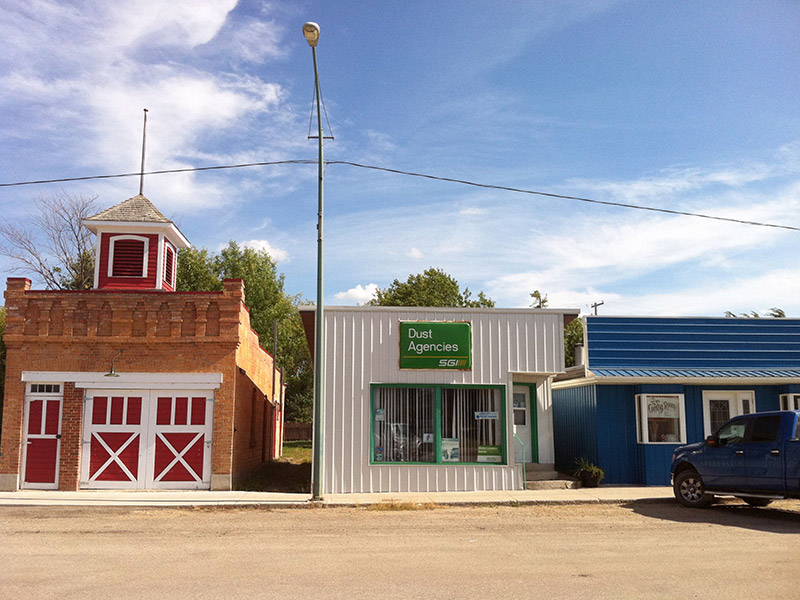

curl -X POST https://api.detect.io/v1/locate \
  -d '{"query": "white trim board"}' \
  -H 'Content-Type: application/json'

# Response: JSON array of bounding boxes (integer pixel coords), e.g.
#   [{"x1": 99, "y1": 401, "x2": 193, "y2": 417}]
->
[
  {"x1": 82, "y1": 221, "x2": 190, "y2": 249},
  {"x1": 552, "y1": 374, "x2": 800, "y2": 389},
  {"x1": 107, "y1": 234, "x2": 150, "y2": 278},
  {"x1": 21, "y1": 372, "x2": 223, "y2": 390}
]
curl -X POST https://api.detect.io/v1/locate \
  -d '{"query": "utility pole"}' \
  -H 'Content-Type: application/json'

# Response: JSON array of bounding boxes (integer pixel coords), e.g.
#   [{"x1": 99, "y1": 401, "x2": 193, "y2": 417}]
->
[{"x1": 591, "y1": 301, "x2": 604, "y2": 315}]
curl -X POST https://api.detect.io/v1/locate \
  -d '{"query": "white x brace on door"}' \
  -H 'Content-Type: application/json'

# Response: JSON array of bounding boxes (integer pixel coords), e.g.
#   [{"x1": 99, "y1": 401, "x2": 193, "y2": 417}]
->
[{"x1": 81, "y1": 390, "x2": 214, "y2": 490}]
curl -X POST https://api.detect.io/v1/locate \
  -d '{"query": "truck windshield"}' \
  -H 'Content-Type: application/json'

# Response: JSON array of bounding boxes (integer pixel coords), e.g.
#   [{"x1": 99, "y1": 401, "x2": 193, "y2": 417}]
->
[{"x1": 717, "y1": 421, "x2": 746, "y2": 444}]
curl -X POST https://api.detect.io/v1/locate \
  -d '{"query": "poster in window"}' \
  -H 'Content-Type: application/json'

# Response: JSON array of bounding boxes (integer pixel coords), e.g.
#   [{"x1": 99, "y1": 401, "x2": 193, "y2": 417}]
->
[
  {"x1": 441, "y1": 438, "x2": 460, "y2": 462},
  {"x1": 477, "y1": 445, "x2": 502, "y2": 463}
]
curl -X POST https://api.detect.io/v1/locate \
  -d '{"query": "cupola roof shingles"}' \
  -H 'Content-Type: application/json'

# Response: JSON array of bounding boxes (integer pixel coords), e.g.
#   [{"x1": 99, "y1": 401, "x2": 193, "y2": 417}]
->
[{"x1": 86, "y1": 194, "x2": 171, "y2": 223}]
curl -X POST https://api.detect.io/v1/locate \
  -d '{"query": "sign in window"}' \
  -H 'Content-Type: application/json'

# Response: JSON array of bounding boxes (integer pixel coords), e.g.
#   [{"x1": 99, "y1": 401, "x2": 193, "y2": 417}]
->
[{"x1": 636, "y1": 394, "x2": 686, "y2": 444}]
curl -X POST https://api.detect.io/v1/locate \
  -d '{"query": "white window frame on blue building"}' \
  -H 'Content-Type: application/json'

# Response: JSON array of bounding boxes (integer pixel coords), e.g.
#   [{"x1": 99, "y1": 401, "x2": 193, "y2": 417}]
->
[{"x1": 635, "y1": 393, "x2": 687, "y2": 444}]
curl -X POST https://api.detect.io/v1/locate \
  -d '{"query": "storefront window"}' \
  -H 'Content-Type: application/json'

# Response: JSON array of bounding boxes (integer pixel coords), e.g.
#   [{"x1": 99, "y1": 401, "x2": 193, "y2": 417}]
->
[
  {"x1": 372, "y1": 385, "x2": 504, "y2": 464},
  {"x1": 441, "y1": 388, "x2": 503, "y2": 463},
  {"x1": 372, "y1": 387, "x2": 435, "y2": 463},
  {"x1": 636, "y1": 394, "x2": 686, "y2": 444}
]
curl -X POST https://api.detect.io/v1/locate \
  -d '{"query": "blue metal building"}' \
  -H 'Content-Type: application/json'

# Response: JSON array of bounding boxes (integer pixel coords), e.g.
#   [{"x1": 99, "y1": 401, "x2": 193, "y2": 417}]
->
[{"x1": 552, "y1": 316, "x2": 800, "y2": 485}]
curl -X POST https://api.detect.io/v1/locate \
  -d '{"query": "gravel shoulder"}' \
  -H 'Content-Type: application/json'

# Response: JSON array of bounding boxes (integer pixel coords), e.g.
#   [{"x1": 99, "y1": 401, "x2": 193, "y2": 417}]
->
[{"x1": 2, "y1": 500, "x2": 799, "y2": 599}]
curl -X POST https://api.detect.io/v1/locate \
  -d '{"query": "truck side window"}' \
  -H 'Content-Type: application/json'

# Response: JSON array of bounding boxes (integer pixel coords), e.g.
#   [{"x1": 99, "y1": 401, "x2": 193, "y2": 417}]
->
[
  {"x1": 750, "y1": 416, "x2": 781, "y2": 443},
  {"x1": 717, "y1": 421, "x2": 746, "y2": 445}
]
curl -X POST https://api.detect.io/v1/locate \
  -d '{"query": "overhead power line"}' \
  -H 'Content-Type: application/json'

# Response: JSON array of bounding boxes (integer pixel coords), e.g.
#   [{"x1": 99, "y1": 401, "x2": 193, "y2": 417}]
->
[
  {"x1": 0, "y1": 160, "x2": 316, "y2": 188},
  {"x1": 328, "y1": 161, "x2": 799, "y2": 232},
  {"x1": 0, "y1": 159, "x2": 796, "y2": 232}
]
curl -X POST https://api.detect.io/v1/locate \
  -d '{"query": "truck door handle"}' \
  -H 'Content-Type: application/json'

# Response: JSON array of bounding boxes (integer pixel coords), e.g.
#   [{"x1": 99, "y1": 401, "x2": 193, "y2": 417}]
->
[
  {"x1": 735, "y1": 450, "x2": 744, "y2": 456},
  {"x1": 770, "y1": 450, "x2": 780, "y2": 456}
]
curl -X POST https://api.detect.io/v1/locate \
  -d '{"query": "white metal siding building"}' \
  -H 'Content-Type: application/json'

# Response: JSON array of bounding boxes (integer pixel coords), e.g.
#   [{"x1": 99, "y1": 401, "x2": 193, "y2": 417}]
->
[{"x1": 305, "y1": 306, "x2": 578, "y2": 494}]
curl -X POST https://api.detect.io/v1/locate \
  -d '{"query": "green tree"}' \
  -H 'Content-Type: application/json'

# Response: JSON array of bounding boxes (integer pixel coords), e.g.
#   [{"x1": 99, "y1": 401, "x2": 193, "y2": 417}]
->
[
  {"x1": 368, "y1": 267, "x2": 494, "y2": 308},
  {"x1": 564, "y1": 317, "x2": 583, "y2": 368},
  {"x1": 177, "y1": 243, "x2": 313, "y2": 422},
  {"x1": 530, "y1": 290, "x2": 548, "y2": 309},
  {"x1": 176, "y1": 247, "x2": 221, "y2": 292},
  {"x1": 724, "y1": 308, "x2": 786, "y2": 318}
]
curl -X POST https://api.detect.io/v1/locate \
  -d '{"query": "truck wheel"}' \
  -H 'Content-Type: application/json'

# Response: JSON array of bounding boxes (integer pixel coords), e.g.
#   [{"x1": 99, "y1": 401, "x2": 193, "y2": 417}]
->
[
  {"x1": 739, "y1": 497, "x2": 773, "y2": 507},
  {"x1": 674, "y1": 470, "x2": 713, "y2": 508}
]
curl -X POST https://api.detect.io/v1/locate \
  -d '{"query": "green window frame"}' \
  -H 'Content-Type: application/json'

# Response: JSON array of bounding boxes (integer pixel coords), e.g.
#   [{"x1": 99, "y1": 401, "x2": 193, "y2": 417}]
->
[{"x1": 370, "y1": 384, "x2": 507, "y2": 465}]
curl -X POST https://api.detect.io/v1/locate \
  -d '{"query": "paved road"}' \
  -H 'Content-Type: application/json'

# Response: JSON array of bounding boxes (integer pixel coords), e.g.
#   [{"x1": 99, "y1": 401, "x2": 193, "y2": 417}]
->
[{"x1": 2, "y1": 500, "x2": 799, "y2": 599}]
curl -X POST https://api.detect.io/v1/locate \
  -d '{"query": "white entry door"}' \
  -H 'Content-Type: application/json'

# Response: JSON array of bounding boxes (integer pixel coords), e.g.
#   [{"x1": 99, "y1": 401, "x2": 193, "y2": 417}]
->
[
  {"x1": 702, "y1": 391, "x2": 755, "y2": 438},
  {"x1": 512, "y1": 386, "x2": 531, "y2": 463},
  {"x1": 81, "y1": 390, "x2": 214, "y2": 490}
]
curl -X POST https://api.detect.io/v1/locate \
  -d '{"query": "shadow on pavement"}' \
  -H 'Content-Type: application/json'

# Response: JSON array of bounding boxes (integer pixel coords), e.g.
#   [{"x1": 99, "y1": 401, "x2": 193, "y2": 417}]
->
[
  {"x1": 624, "y1": 498, "x2": 800, "y2": 534},
  {"x1": 240, "y1": 462, "x2": 311, "y2": 493}
]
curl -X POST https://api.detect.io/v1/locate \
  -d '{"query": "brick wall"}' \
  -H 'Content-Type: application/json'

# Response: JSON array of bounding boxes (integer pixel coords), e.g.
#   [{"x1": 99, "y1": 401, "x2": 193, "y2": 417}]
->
[
  {"x1": 231, "y1": 369, "x2": 274, "y2": 488},
  {"x1": 0, "y1": 277, "x2": 279, "y2": 491},
  {"x1": 58, "y1": 383, "x2": 83, "y2": 490}
]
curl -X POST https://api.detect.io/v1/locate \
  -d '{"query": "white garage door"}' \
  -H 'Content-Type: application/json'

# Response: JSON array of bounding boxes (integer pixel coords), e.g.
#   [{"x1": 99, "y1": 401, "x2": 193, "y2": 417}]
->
[{"x1": 81, "y1": 390, "x2": 214, "y2": 490}]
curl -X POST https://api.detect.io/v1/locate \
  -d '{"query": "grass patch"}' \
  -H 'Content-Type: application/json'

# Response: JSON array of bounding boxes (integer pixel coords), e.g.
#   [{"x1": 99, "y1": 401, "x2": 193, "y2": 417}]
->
[
  {"x1": 281, "y1": 440, "x2": 312, "y2": 464},
  {"x1": 240, "y1": 440, "x2": 312, "y2": 493}
]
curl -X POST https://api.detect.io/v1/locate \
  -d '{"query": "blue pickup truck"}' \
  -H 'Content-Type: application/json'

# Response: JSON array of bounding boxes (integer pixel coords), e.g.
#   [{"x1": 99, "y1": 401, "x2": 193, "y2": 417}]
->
[{"x1": 671, "y1": 410, "x2": 800, "y2": 508}]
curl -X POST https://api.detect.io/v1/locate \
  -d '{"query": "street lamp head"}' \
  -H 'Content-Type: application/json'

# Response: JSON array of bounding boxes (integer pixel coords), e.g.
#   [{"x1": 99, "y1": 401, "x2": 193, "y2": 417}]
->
[{"x1": 302, "y1": 22, "x2": 320, "y2": 47}]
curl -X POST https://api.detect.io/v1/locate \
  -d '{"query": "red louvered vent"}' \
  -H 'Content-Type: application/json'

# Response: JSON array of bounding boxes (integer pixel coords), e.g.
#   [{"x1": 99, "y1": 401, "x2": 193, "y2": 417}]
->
[
  {"x1": 111, "y1": 239, "x2": 146, "y2": 277},
  {"x1": 164, "y1": 244, "x2": 174, "y2": 285}
]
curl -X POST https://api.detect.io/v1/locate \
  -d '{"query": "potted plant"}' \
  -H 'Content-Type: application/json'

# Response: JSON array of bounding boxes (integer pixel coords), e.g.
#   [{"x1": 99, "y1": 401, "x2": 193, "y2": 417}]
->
[{"x1": 574, "y1": 457, "x2": 605, "y2": 488}]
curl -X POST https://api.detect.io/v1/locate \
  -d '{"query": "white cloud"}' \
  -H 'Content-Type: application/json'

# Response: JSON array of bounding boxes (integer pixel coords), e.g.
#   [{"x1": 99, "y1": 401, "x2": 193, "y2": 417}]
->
[
  {"x1": 334, "y1": 283, "x2": 378, "y2": 305},
  {"x1": 596, "y1": 268, "x2": 800, "y2": 317},
  {"x1": 406, "y1": 247, "x2": 424, "y2": 259},
  {"x1": 226, "y1": 19, "x2": 285, "y2": 63},
  {"x1": 365, "y1": 130, "x2": 396, "y2": 153},
  {"x1": 565, "y1": 150, "x2": 797, "y2": 205},
  {"x1": 241, "y1": 239, "x2": 289, "y2": 262},
  {"x1": 0, "y1": 1, "x2": 297, "y2": 212},
  {"x1": 459, "y1": 207, "x2": 486, "y2": 215},
  {"x1": 322, "y1": 150, "x2": 800, "y2": 316}
]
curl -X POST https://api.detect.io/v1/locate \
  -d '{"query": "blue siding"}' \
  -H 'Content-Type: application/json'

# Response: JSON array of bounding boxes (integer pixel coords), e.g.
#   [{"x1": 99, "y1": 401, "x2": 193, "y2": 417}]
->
[
  {"x1": 552, "y1": 385, "x2": 598, "y2": 475},
  {"x1": 595, "y1": 385, "x2": 640, "y2": 485},
  {"x1": 639, "y1": 445, "x2": 677, "y2": 485},
  {"x1": 554, "y1": 382, "x2": 792, "y2": 485},
  {"x1": 683, "y1": 386, "x2": 706, "y2": 442},
  {"x1": 586, "y1": 316, "x2": 800, "y2": 371}
]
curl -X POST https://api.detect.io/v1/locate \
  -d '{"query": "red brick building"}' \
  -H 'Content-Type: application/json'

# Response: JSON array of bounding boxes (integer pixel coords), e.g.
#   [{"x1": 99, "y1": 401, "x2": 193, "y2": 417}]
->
[{"x1": 0, "y1": 194, "x2": 283, "y2": 491}]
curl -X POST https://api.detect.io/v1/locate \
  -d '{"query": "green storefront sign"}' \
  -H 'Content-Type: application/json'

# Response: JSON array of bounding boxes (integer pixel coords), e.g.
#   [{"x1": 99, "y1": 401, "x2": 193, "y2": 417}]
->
[
  {"x1": 477, "y1": 445, "x2": 502, "y2": 463},
  {"x1": 399, "y1": 321, "x2": 472, "y2": 370}
]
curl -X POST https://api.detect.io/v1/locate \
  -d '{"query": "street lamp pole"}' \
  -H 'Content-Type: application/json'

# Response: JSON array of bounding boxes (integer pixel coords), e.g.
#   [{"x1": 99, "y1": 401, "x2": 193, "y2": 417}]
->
[{"x1": 303, "y1": 21, "x2": 325, "y2": 501}]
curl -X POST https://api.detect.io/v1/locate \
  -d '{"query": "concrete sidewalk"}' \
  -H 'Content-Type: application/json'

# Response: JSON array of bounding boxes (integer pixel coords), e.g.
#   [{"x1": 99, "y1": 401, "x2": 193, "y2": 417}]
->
[{"x1": 0, "y1": 486, "x2": 674, "y2": 508}]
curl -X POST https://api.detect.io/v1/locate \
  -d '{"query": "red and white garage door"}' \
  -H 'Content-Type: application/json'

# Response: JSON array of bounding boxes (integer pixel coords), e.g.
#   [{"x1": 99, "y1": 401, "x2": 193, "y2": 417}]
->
[{"x1": 80, "y1": 390, "x2": 213, "y2": 490}]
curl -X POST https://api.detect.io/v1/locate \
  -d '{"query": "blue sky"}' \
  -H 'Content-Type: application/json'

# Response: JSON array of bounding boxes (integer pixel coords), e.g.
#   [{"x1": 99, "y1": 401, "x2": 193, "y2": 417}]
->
[{"x1": 1, "y1": 0, "x2": 798, "y2": 316}]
